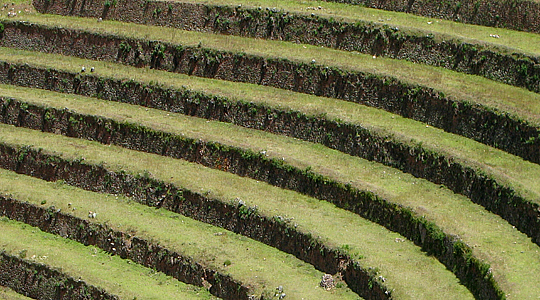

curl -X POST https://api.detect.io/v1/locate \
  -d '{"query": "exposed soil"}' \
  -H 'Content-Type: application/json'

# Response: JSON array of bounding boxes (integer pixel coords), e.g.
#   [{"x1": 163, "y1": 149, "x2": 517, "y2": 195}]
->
[
  {"x1": 0, "y1": 97, "x2": 504, "y2": 299},
  {"x1": 0, "y1": 252, "x2": 118, "y2": 300},
  {"x1": 0, "y1": 20, "x2": 538, "y2": 167}
]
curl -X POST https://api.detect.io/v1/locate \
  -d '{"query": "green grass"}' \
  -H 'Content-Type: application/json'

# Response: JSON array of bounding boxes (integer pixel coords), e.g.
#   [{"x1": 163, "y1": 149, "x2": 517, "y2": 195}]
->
[
  {"x1": 35, "y1": 0, "x2": 540, "y2": 56},
  {"x1": 0, "y1": 217, "x2": 219, "y2": 300},
  {"x1": 1, "y1": 117, "x2": 539, "y2": 298},
  {"x1": 0, "y1": 49, "x2": 539, "y2": 204},
  {"x1": 1, "y1": 2, "x2": 539, "y2": 299},
  {"x1": 0, "y1": 125, "x2": 476, "y2": 299},
  {"x1": 0, "y1": 169, "x2": 361, "y2": 300},
  {"x1": 0, "y1": 286, "x2": 33, "y2": 300},
  {"x1": 2, "y1": 14, "x2": 540, "y2": 128}
]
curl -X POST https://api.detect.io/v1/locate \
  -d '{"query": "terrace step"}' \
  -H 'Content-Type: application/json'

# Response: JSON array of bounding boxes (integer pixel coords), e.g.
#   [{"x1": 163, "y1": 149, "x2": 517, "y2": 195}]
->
[
  {"x1": 0, "y1": 124, "x2": 475, "y2": 299},
  {"x1": 1, "y1": 17, "x2": 539, "y2": 165},
  {"x1": 1, "y1": 87, "x2": 536, "y2": 299},
  {"x1": 0, "y1": 218, "x2": 219, "y2": 300},
  {"x1": 2, "y1": 89, "x2": 540, "y2": 298},
  {"x1": 323, "y1": 0, "x2": 540, "y2": 34},
  {"x1": 31, "y1": 0, "x2": 540, "y2": 93},
  {"x1": 1, "y1": 3, "x2": 539, "y2": 300},
  {"x1": 0, "y1": 168, "x2": 360, "y2": 300},
  {"x1": 0, "y1": 51, "x2": 538, "y2": 249}
]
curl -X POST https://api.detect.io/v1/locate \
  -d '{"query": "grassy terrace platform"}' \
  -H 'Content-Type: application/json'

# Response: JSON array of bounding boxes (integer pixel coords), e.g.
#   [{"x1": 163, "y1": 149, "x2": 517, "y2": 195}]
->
[
  {"x1": 32, "y1": 0, "x2": 540, "y2": 57},
  {"x1": 1, "y1": 0, "x2": 539, "y2": 299},
  {"x1": 0, "y1": 218, "x2": 219, "y2": 300},
  {"x1": 0, "y1": 286, "x2": 33, "y2": 300},
  {"x1": 33, "y1": 0, "x2": 540, "y2": 94},
  {"x1": 1, "y1": 14, "x2": 539, "y2": 165},
  {"x1": 1, "y1": 85, "x2": 540, "y2": 298},
  {"x1": 0, "y1": 50, "x2": 538, "y2": 246},
  {"x1": 0, "y1": 125, "x2": 474, "y2": 299},
  {"x1": 4, "y1": 13, "x2": 540, "y2": 124},
  {"x1": 0, "y1": 168, "x2": 361, "y2": 300},
  {"x1": 318, "y1": 0, "x2": 540, "y2": 34}
]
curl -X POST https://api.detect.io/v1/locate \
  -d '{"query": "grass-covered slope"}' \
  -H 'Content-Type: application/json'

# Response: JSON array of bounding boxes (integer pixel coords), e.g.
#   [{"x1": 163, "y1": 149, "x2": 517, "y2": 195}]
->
[
  {"x1": 32, "y1": 0, "x2": 540, "y2": 93},
  {"x1": 0, "y1": 286, "x2": 33, "y2": 300},
  {"x1": 1, "y1": 15, "x2": 538, "y2": 166},
  {"x1": 0, "y1": 218, "x2": 220, "y2": 300},
  {"x1": 0, "y1": 0, "x2": 539, "y2": 299},
  {"x1": 3, "y1": 85, "x2": 540, "y2": 298},
  {"x1": 0, "y1": 124, "x2": 477, "y2": 299},
  {"x1": 0, "y1": 168, "x2": 363, "y2": 300},
  {"x1": 0, "y1": 49, "x2": 538, "y2": 250}
]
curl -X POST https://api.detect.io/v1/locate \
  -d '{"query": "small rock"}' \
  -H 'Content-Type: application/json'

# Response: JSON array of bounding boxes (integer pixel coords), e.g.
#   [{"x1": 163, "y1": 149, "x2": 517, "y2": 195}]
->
[{"x1": 320, "y1": 274, "x2": 335, "y2": 290}]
